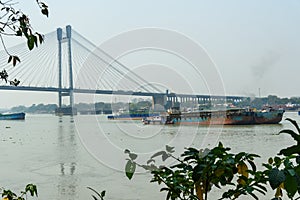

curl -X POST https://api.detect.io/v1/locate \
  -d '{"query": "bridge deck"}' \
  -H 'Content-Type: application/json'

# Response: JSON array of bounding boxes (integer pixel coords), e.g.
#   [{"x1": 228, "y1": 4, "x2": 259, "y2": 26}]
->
[{"x1": 0, "y1": 85, "x2": 246, "y2": 100}]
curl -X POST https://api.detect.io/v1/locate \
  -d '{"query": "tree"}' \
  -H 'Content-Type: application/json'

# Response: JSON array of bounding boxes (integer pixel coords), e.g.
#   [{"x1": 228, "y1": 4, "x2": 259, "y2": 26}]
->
[
  {"x1": 125, "y1": 145, "x2": 267, "y2": 200},
  {"x1": 1, "y1": 183, "x2": 38, "y2": 200},
  {"x1": 0, "y1": 0, "x2": 48, "y2": 83},
  {"x1": 124, "y1": 118, "x2": 300, "y2": 200}
]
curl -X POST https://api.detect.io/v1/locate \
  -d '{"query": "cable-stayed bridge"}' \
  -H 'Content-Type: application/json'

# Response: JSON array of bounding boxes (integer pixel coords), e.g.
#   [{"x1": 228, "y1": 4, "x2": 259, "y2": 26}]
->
[{"x1": 0, "y1": 25, "x2": 247, "y2": 114}]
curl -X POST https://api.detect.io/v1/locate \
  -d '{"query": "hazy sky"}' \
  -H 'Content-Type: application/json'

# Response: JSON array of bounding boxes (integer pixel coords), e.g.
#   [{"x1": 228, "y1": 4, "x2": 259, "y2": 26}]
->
[{"x1": 1, "y1": 0, "x2": 300, "y2": 108}]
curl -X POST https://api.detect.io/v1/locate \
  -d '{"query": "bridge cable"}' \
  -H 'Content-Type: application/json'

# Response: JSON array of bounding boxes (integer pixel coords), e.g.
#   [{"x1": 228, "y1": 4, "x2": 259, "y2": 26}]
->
[
  {"x1": 72, "y1": 30, "x2": 163, "y2": 93},
  {"x1": 71, "y1": 38, "x2": 152, "y2": 92}
]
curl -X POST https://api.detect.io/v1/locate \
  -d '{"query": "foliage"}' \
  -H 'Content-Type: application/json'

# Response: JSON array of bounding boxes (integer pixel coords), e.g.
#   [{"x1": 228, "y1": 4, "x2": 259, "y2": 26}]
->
[
  {"x1": 0, "y1": 0, "x2": 48, "y2": 55},
  {"x1": 123, "y1": 118, "x2": 300, "y2": 200},
  {"x1": 263, "y1": 118, "x2": 300, "y2": 199},
  {"x1": 87, "y1": 187, "x2": 106, "y2": 200},
  {"x1": 1, "y1": 184, "x2": 38, "y2": 200},
  {"x1": 0, "y1": 2, "x2": 45, "y2": 200},
  {"x1": 125, "y1": 143, "x2": 267, "y2": 200},
  {"x1": 0, "y1": 0, "x2": 48, "y2": 84}
]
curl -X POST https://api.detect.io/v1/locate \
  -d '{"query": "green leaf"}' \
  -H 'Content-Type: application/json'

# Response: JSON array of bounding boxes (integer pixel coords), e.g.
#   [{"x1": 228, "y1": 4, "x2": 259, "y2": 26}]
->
[
  {"x1": 125, "y1": 160, "x2": 136, "y2": 180},
  {"x1": 15, "y1": 56, "x2": 21, "y2": 63},
  {"x1": 162, "y1": 152, "x2": 170, "y2": 161},
  {"x1": 262, "y1": 163, "x2": 272, "y2": 170},
  {"x1": 8, "y1": 55, "x2": 12, "y2": 63},
  {"x1": 25, "y1": 184, "x2": 38, "y2": 197},
  {"x1": 16, "y1": 30, "x2": 22, "y2": 36},
  {"x1": 253, "y1": 183, "x2": 267, "y2": 193},
  {"x1": 279, "y1": 145, "x2": 300, "y2": 156},
  {"x1": 274, "y1": 156, "x2": 282, "y2": 167},
  {"x1": 192, "y1": 164, "x2": 204, "y2": 182},
  {"x1": 124, "y1": 149, "x2": 130, "y2": 154},
  {"x1": 2, "y1": 189, "x2": 17, "y2": 199},
  {"x1": 268, "y1": 168, "x2": 286, "y2": 189},
  {"x1": 12, "y1": 56, "x2": 20, "y2": 66},
  {"x1": 129, "y1": 153, "x2": 138, "y2": 160},
  {"x1": 33, "y1": 35, "x2": 38, "y2": 47},
  {"x1": 36, "y1": 32, "x2": 44, "y2": 44},
  {"x1": 285, "y1": 175, "x2": 298, "y2": 198},
  {"x1": 166, "y1": 191, "x2": 171, "y2": 200},
  {"x1": 151, "y1": 151, "x2": 170, "y2": 161},
  {"x1": 160, "y1": 187, "x2": 169, "y2": 192},
  {"x1": 279, "y1": 129, "x2": 300, "y2": 144},
  {"x1": 147, "y1": 159, "x2": 155, "y2": 164},
  {"x1": 41, "y1": 8, "x2": 49, "y2": 17},
  {"x1": 296, "y1": 156, "x2": 300, "y2": 164},
  {"x1": 142, "y1": 164, "x2": 158, "y2": 171},
  {"x1": 87, "y1": 187, "x2": 105, "y2": 200},
  {"x1": 100, "y1": 190, "x2": 106, "y2": 197},
  {"x1": 27, "y1": 35, "x2": 35, "y2": 50},
  {"x1": 166, "y1": 145, "x2": 175, "y2": 153},
  {"x1": 247, "y1": 160, "x2": 257, "y2": 172},
  {"x1": 91, "y1": 195, "x2": 98, "y2": 200},
  {"x1": 235, "y1": 152, "x2": 246, "y2": 162},
  {"x1": 248, "y1": 153, "x2": 260, "y2": 158},
  {"x1": 151, "y1": 151, "x2": 166, "y2": 159},
  {"x1": 218, "y1": 142, "x2": 224, "y2": 148},
  {"x1": 287, "y1": 169, "x2": 296, "y2": 176},
  {"x1": 285, "y1": 118, "x2": 300, "y2": 134},
  {"x1": 268, "y1": 157, "x2": 273, "y2": 164}
]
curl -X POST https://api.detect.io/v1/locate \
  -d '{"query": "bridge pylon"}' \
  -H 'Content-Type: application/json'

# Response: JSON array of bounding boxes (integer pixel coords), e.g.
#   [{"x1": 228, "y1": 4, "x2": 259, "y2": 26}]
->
[{"x1": 55, "y1": 25, "x2": 77, "y2": 115}]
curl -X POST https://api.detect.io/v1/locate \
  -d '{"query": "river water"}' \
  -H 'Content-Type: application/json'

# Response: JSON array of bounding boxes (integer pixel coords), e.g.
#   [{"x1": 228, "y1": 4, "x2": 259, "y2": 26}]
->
[{"x1": 0, "y1": 111, "x2": 298, "y2": 199}]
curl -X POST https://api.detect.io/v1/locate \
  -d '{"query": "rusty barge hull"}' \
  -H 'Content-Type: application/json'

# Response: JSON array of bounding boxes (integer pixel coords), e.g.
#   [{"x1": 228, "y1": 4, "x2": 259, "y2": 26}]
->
[{"x1": 169, "y1": 109, "x2": 284, "y2": 125}]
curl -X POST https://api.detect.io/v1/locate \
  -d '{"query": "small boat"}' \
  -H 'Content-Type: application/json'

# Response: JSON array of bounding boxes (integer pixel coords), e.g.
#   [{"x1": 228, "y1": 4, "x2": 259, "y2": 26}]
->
[
  {"x1": 0, "y1": 112, "x2": 25, "y2": 120},
  {"x1": 142, "y1": 116, "x2": 166, "y2": 125},
  {"x1": 107, "y1": 108, "x2": 159, "y2": 120}
]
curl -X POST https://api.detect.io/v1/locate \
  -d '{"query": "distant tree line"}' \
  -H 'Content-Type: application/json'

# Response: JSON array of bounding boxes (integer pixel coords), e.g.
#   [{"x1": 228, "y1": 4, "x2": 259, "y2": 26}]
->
[
  {"x1": 235, "y1": 95, "x2": 300, "y2": 110},
  {"x1": 8, "y1": 95, "x2": 300, "y2": 114},
  {"x1": 10, "y1": 104, "x2": 58, "y2": 114},
  {"x1": 9, "y1": 100, "x2": 152, "y2": 114}
]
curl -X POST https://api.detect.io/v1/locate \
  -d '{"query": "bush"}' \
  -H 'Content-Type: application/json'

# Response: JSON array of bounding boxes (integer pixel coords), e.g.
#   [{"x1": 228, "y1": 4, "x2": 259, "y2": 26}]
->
[{"x1": 124, "y1": 118, "x2": 300, "y2": 200}]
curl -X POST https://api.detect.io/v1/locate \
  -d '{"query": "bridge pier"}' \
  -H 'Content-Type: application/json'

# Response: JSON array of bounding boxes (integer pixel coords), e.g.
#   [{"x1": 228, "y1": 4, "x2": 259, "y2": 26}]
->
[
  {"x1": 152, "y1": 95, "x2": 167, "y2": 111},
  {"x1": 55, "y1": 25, "x2": 76, "y2": 115},
  {"x1": 57, "y1": 28, "x2": 63, "y2": 109},
  {"x1": 66, "y1": 25, "x2": 74, "y2": 110}
]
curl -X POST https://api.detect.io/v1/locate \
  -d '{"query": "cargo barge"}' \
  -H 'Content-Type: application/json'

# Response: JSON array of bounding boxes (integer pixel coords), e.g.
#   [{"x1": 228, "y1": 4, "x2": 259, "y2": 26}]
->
[{"x1": 143, "y1": 107, "x2": 284, "y2": 125}]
